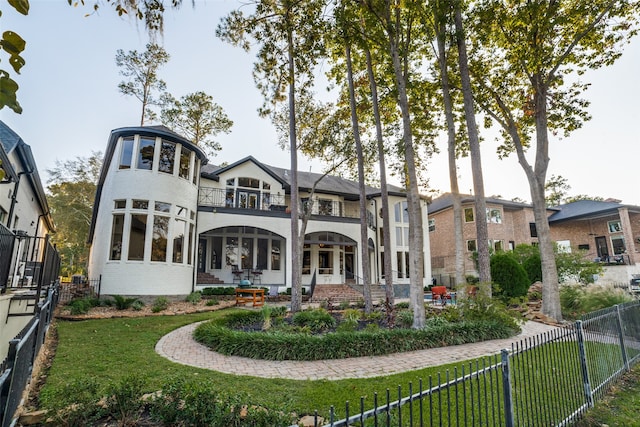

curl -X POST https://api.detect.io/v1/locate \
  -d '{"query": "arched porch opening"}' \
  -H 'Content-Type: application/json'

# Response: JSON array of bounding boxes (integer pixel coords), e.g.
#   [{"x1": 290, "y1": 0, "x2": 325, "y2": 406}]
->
[
  {"x1": 303, "y1": 231, "x2": 357, "y2": 285},
  {"x1": 197, "y1": 226, "x2": 285, "y2": 286}
]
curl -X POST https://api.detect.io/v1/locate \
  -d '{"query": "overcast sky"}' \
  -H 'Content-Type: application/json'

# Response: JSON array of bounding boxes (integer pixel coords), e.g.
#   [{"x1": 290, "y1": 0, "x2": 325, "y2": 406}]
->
[{"x1": 3, "y1": 1, "x2": 639, "y2": 205}]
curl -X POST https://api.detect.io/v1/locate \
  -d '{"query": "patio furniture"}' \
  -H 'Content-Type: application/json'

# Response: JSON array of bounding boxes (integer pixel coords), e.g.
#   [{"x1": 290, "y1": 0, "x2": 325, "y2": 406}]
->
[
  {"x1": 431, "y1": 286, "x2": 450, "y2": 306},
  {"x1": 231, "y1": 266, "x2": 243, "y2": 284},
  {"x1": 251, "y1": 269, "x2": 263, "y2": 285},
  {"x1": 235, "y1": 287, "x2": 265, "y2": 307}
]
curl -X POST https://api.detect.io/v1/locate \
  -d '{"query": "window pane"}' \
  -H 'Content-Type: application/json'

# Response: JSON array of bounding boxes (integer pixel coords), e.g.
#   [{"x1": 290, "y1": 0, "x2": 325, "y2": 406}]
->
[
  {"x1": 132, "y1": 200, "x2": 148, "y2": 210},
  {"x1": 226, "y1": 236, "x2": 238, "y2": 267},
  {"x1": 394, "y1": 203, "x2": 402, "y2": 222},
  {"x1": 226, "y1": 178, "x2": 235, "y2": 186},
  {"x1": 137, "y1": 137, "x2": 155, "y2": 170},
  {"x1": 179, "y1": 148, "x2": 190, "y2": 179},
  {"x1": 319, "y1": 251, "x2": 333, "y2": 274},
  {"x1": 464, "y1": 208, "x2": 474, "y2": 222},
  {"x1": 467, "y1": 240, "x2": 477, "y2": 252},
  {"x1": 225, "y1": 189, "x2": 235, "y2": 207},
  {"x1": 188, "y1": 223, "x2": 194, "y2": 265},
  {"x1": 529, "y1": 222, "x2": 538, "y2": 238},
  {"x1": 405, "y1": 251, "x2": 410, "y2": 278},
  {"x1": 262, "y1": 182, "x2": 271, "y2": 190},
  {"x1": 379, "y1": 228, "x2": 384, "y2": 246},
  {"x1": 241, "y1": 238, "x2": 253, "y2": 269},
  {"x1": 211, "y1": 236, "x2": 222, "y2": 269},
  {"x1": 151, "y1": 216, "x2": 168, "y2": 261},
  {"x1": 608, "y1": 220, "x2": 622, "y2": 233},
  {"x1": 396, "y1": 252, "x2": 404, "y2": 278},
  {"x1": 128, "y1": 214, "x2": 147, "y2": 261},
  {"x1": 611, "y1": 236, "x2": 625, "y2": 255},
  {"x1": 109, "y1": 214, "x2": 124, "y2": 260},
  {"x1": 119, "y1": 137, "x2": 134, "y2": 169},
  {"x1": 257, "y1": 239, "x2": 268, "y2": 270},
  {"x1": 155, "y1": 201, "x2": 171, "y2": 212},
  {"x1": 173, "y1": 219, "x2": 185, "y2": 263},
  {"x1": 428, "y1": 219, "x2": 435, "y2": 232},
  {"x1": 271, "y1": 240, "x2": 281, "y2": 270},
  {"x1": 302, "y1": 250, "x2": 311, "y2": 274},
  {"x1": 318, "y1": 199, "x2": 333, "y2": 216},
  {"x1": 192, "y1": 161, "x2": 199, "y2": 184},
  {"x1": 158, "y1": 141, "x2": 176, "y2": 174},
  {"x1": 403, "y1": 227, "x2": 409, "y2": 247},
  {"x1": 238, "y1": 177, "x2": 260, "y2": 188},
  {"x1": 402, "y1": 201, "x2": 409, "y2": 223},
  {"x1": 114, "y1": 200, "x2": 126, "y2": 209},
  {"x1": 487, "y1": 208, "x2": 502, "y2": 224},
  {"x1": 396, "y1": 227, "x2": 403, "y2": 246}
]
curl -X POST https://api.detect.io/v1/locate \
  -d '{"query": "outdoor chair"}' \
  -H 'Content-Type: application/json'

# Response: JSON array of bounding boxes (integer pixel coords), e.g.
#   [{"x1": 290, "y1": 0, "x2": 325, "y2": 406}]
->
[{"x1": 431, "y1": 286, "x2": 450, "y2": 306}]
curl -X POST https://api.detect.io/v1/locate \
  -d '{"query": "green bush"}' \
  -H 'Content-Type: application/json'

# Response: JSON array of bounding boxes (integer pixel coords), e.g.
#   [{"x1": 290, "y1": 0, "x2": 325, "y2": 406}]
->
[
  {"x1": 186, "y1": 291, "x2": 202, "y2": 304},
  {"x1": 149, "y1": 377, "x2": 295, "y2": 426},
  {"x1": 193, "y1": 311, "x2": 518, "y2": 361},
  {"x1": 131, "y1": 300, "x2": 145, "y2": 311},
  {"x1": 67, "y1": 298, "x2": 97, "y2": 315},
  {"x1": 396, "y1": 310, "x2": 413, "y2": 328},
  {"x1": 44, "y1": 378, "x2": 103, "y2": 426},
  {"x1": 561, "y1": 284, "x2": 635, "y2": 319},
  {"x1": 342, "y1": 308, "x2": 362, "y2": 322},
  {"x1": 292, "y1": 308, "x2": 336, "y2": 332},
  {"x1": 112, "y1": 295, "x2": 139, "y2": 310},
  {"x1": 104, "y1": 374, "x2": 145, "y2": 426},
  {"x1": 490, "y1": 252, "x2": 530, "y2": 300},
  {"x1": 206, "y1": 299, "x2": 219, "y2": 306},
  {"x1": 151, "y1": 296, "x2": 170, "y2": 313}
]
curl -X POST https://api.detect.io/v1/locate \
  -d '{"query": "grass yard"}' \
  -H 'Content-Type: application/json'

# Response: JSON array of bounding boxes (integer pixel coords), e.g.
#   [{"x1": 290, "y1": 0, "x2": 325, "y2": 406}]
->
[{"x1": 37, "y1": 307, "x2": 639, "y2": 425}]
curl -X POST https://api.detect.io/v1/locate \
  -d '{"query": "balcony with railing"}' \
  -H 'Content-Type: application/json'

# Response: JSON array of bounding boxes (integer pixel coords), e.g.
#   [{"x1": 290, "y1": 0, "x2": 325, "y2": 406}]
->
[{"x1": 197, "y1": 187, "x2": 364, "y2": 220}]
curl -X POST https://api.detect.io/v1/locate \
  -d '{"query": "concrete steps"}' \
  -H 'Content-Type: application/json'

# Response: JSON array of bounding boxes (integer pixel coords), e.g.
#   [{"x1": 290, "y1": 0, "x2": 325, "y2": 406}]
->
[{"x1": 197, "y1": 272, "x2": 225, "y2": 285}]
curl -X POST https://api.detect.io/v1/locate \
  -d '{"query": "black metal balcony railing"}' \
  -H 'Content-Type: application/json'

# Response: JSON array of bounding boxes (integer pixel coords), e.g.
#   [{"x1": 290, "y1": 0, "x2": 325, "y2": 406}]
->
[{"x1": 197, "y1": 187, "x2": 362, "y2": 219}]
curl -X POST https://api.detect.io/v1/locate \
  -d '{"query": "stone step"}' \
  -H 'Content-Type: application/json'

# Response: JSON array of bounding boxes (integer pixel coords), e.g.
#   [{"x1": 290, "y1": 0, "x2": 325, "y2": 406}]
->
[
  {"x1": 197, "y1": 272, "x2": 225, "y2": 285},
  {"x1": 311, "y1": 284, "x2": 386, "y2": 303}
]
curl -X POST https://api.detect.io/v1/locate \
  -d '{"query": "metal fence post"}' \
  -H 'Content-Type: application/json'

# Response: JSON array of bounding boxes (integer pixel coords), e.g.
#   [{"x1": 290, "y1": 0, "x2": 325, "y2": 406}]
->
[
  {"x1": 615, "y1": 304, "x2": 630, "y2": 372},
  {"x1": 501, "y1": 349, "x2": 514, "y2": 427},
  {"x1": 576, "y1": 321, "x2": 594, "y2": 408},
  {"x1": 0, "y1": 339, "x2": 19, "y2": 427}
]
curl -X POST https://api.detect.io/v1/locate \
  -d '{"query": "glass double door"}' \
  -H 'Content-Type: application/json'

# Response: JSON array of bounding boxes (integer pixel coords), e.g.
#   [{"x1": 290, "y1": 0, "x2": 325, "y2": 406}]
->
[{"x1": 237, "y1": 190, "x2": 260, "y2": 210}]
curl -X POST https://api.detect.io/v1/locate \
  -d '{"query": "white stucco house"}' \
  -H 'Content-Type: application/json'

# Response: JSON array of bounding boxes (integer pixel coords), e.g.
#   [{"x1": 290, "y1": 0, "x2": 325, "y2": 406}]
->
[{"x1": 88, "y1": 126, "x2": 432, "y2": 298}]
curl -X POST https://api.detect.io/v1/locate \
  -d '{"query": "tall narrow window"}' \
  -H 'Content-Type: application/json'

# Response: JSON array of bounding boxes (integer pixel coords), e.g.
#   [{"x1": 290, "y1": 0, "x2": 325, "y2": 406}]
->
[
  {"x1": 179, "y1": 148, "x2": 191, "y2": 179},
  {"x1": 226, "y1": 236, "x2": 238, "y2": 267},
  {"x1": 396, "y1": 252, "x2": 404, "y2": 278},
  {"x1": 271, "y1": 240, "x2": 281, "y2": 270},
  {"x1": 241, "y1": 238, "x2": 253, "y2": 269},
  {"x1": 319, "y1": 250, "x2": 333, "y2": 274},
  {"x1": 128, "y1": 214, "x2": 147, "y2": 260},
  {"x1": 137, "y1": 137, "x2": 155, "y2": 170},
  {"x1": 211, "y1": 236, "x2": 223, "y2": 269},
  {"x1": 151, "y1": 216, "x2": 169, "y2": 261},
  {"x1": 158, "y1": 141, "x2": 176, "y2": 174},
  {"x1": 257, "y1": 239, "x2": 268, "y2": 270},
  {"x1": 302, "y1": 248, "x2": 311, "y2": 274},
  {"x1": 173, "y1": 219, "x2": 186, "y2": 263},
  {"x1": 109, "y1": 214, "x2": 124, "y2": 260},
  {"x1": 187, "y1": 223, "x2": 194, "y2": 265},
  {"x1": 119, "y1": 137, "x2": 134, "y2": 169}
]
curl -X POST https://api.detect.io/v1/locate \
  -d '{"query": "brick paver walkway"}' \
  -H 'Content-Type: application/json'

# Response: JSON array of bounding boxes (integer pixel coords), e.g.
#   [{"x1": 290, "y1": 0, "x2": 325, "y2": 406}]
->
[{"x1": 156, "y1": 320, "x2": 557, "y2": 380}]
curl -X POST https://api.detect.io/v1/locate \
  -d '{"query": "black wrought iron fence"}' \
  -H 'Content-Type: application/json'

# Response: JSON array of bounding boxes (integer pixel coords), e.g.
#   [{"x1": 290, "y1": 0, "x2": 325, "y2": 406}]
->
[
  {"x1": 58, "y1": 275, "x2": 101, "y2": 304},
  {"x1": 297, "y1": 301, "x2": 640, "y2": 427},
  {"x1": 0, "y1": 285, "x2": 59, "y2": 427}
]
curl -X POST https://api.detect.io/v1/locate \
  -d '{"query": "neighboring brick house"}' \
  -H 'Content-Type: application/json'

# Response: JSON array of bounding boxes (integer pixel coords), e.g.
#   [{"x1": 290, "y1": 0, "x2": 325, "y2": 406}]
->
[
  {"x1": 547, "y1": 199, "x2": 640, "y2": 281},
  {"x1": 428, "y1": 193, "x2": 640, "y2": 286},
  {"x1": 428, "y1": 193, "x2": 543, "y2": 285}
]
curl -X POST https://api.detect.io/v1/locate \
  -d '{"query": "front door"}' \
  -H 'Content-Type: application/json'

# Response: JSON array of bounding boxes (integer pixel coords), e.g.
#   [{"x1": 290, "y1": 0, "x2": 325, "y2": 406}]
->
[
  {"x1": 595, "y1": 236, "x2": 609, "y2": 260},
  {"x1": 345, "y1": 253, "x2": 354, "y2": 280}
]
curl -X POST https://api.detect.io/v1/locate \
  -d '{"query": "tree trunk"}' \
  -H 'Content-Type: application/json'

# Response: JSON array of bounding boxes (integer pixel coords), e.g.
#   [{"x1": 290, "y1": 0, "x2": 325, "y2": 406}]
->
[
  {"x1": 287, "y1": 24, "x2": 302, "y2": 313},
  {"x1": 532, "y1": 75, "x2": 562, "y2": 320},
  {"x1": 453, "y1": 3, "x2": 491, "y2": 286},
  {"x1": 434, "y1": 8, "x2": 464, "y2": 287},
  {"x1": 345, "y1": 42, "x2": 373, "y2": 313},
  {"x1": 385, "y1": 1, "x2": 425, "y2": 328},
  {"x1": 364, "y1": 41, "x2": 395, "y2": 312}
]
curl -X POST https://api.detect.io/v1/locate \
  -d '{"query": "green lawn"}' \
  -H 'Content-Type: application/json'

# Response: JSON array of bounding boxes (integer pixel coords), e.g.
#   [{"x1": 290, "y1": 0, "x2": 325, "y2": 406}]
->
[{"x1": 40, "y1": 308, "x2": 638, "y2": 424}]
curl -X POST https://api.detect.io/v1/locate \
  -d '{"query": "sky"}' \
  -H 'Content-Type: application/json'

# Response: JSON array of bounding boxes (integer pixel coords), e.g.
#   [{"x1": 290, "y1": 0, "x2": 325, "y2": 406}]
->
[{"x1": 2, "y1": 1, "x2": 640, "y2": 205}]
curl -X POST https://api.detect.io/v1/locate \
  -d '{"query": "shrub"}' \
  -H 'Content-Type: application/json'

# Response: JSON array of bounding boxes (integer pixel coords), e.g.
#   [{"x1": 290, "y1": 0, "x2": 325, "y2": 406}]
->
[
  {"x1": 342, "y1": 308, "x2": 363, "y2": 322},
  {"x1": 292, "y1": 308, "x2": 336, "y2": 332},
  {"x1": 43, "y1": 378, "x2": 103, "y2": 426},
  {"x1": 186, "y1": 291, "x2": 202, "y2": 304},
  {"x1": 67, "y1": 298, "x2": 96, "y2": 315},
  {"x1": 131, "y1": 300, "x2": 145, "y2": 311},
  {"x1": 112, "y1": 295, "x2": 139, "y2": 310},
  {"x1": 490, "y1": 252, "x2": 530, "y2": 301},
  {"x1": 206, "y1": 299, "x2": 219, "y2": 306},
  {"x1": 194, "y1": 312, "x2": 518, "y2": 361},
  {"x1": 151, "y1": 296, "x2": 170, "y2": 313},
  {"x1": 104, "y1": 374, "x2": 145, "y2": 426},
  {"x1": 396, "y1": 310, "x2": 413, "y2": 328},
  {"x1": 561, "y1": 284, "x2": 634, "y2": 319},
  {"x1": 336, "y1": 319, "x2": 358, "y2": 333}
]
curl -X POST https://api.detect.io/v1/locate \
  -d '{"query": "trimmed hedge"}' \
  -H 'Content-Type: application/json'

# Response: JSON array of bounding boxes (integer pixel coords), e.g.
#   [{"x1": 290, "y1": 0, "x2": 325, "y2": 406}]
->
[{"x1": 193, "y1": 312, "x2": 518, "y2": 361}]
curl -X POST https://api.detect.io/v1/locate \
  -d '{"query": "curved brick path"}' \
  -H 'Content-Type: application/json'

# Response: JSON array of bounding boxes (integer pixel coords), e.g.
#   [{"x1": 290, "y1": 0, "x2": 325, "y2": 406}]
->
[{"x1": 156, "y1": 320, "x2": 557, "y2": 380}]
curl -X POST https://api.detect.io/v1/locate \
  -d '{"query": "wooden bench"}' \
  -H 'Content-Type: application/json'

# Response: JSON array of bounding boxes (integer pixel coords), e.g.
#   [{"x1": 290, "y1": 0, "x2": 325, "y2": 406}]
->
[{"x1": 235, "y1": 288, "x2": 265, "y2": 307}]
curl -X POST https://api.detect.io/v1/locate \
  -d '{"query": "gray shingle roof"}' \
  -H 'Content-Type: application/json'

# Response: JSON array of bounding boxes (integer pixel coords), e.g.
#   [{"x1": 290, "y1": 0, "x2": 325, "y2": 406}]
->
[
  {"x1": 201, "y1": 156, "x2": 407, "y2": 200},
  {"x1": 547, "y1": 200, "x2": 640, "y2": 222},
  {"x1": 428, "y1": 193, "x2": 535, "y2": 214}
]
